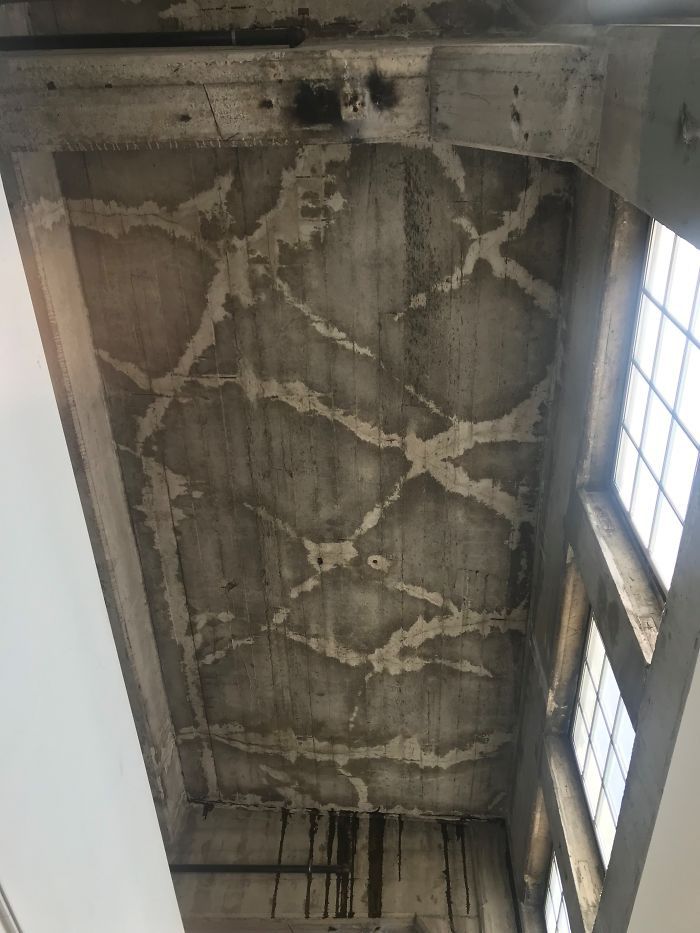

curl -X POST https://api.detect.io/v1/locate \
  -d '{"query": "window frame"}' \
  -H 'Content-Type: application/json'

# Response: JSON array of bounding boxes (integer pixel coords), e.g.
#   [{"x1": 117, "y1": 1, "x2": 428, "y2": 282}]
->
[{"x1": 612, "y1": 221, "x2": 700, "y2": 594}]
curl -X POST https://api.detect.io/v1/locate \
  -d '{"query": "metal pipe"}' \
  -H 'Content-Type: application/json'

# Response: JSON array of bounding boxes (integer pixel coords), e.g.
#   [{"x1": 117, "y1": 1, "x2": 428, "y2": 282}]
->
[
  {"x1": 0, "y1": 28, "x2": 306, "y2": 52},
  {"x1": 169, "y1": 863, "x2": 349, "y2": 874}
]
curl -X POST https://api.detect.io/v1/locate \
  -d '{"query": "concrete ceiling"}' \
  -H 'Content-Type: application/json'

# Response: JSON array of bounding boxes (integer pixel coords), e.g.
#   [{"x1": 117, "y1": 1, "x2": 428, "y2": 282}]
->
[{"x1": 55, "y1": 143, "x2": 571, "y2": 816}]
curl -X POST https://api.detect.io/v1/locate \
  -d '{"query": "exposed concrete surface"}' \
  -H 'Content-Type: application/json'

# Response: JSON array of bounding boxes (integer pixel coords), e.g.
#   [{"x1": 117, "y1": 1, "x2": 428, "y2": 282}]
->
[
  {"x1": 8, "y1": 0, "x2": 539, "y2": 39},
  {"x1": 173, "y1": 806, "x2": 517, "y2": 931},
  {"x1": 48, "y1": 143, "x2": 571, "y2": 815}
]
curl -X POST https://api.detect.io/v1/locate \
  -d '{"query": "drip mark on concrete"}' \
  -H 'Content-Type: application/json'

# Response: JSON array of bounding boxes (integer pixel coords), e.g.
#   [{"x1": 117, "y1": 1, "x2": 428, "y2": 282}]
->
[
  {"x1": 304, "y1": 809, "x2": 320, "y2": 918},
  {"x1": 349, "y1": 812, "x2": 359, "y2": 917},
  {"x1": 335, "y1": 811, "x2": 351, "y2": 918},
  {"x1": 323, "y1": 810, "x2": 337, "y2": 918},
  {"x1": 441, "y1": 821, "x2": 456, "y2": 933},
  {"x1": 397, "y1": 814, "x2": 403, "y2": 882},
  {"x1": 456, "y1": 820, "x2": 471, "y2": 916},
  {"x1": 270, "y1": 807, "x2": 289, "y2": 918},
  {"x1": 368, "y1": 811, "x2": 385, "y2": 918}
]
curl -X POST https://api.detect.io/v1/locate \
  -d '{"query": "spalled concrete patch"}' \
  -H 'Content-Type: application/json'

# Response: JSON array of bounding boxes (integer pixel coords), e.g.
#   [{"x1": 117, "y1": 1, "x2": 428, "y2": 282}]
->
[{"x1": 56, "y1": 142, "x2": 572, "y2": 815}]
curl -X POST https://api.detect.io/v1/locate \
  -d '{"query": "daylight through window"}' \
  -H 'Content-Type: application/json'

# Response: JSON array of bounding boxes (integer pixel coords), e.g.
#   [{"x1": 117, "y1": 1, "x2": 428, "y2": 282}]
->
[
  {"x1": 614, "y1": 221, "x2": 700, "y2": 590},
  {"x1": 571, "y1": 618, "x2": 635, "y2": 867},
  {"x1": 544, "y1": 853, "x2": 571, "y2": 933}
]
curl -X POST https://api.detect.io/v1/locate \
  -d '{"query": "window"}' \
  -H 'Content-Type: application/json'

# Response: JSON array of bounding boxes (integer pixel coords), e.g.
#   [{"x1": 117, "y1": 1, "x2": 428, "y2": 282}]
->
[
  {"x1": 571, "y1": 618, "x2": 635, "y2": 867},
  {"x1": 544, "y1": 853, "x2": 571, "y2": 933},
  {"x1": 614, "y1": 221, "x2": 700, "y2": 590}
]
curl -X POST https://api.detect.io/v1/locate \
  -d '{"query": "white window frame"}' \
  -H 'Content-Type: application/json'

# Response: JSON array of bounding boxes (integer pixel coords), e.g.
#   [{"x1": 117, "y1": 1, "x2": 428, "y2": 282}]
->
[{"x1": 544, "y1": 852, "x2": 571, "y2": 933}]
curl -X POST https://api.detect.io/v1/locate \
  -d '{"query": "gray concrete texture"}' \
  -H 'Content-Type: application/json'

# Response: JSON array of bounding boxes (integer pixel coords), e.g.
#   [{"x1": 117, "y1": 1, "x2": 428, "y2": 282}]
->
[
  {"x1": 11, "y1": 0, "x2": 586, "y2": 39},
  {"x1": 173, "y1": 806, "x2": 517, "y2": 930},
  {"x1": 55, "y1": 143, "x2": 572, "y2": 817}
]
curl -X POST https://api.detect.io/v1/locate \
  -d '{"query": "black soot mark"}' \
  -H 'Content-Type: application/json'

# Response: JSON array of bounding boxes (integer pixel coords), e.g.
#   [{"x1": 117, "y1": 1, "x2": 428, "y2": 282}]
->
[
  {"x1": 295, "y1": 81, "x2": 342, "y2": 125},
  {"x1": 366, "y1": 68, "x2": 398, "y2": 110},
  {"x1": 259, "y1": 98, "x2": 274, "y2": 109},
  {"x1": 367, "y1": 811, "x2": 385, "y2": 918}
]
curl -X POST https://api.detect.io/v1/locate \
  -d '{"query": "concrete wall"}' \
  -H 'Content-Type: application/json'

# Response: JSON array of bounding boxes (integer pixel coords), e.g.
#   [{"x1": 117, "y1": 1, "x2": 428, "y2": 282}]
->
[
  {"x1": 50, "y1": 143, "x2": 572, "y2": 817},
  {"x1": 173, "y1": 806, "x2": 517, "y2": 931},
  {"x1": 0, "y1": 176, "x2": 184, "y2": 927}
]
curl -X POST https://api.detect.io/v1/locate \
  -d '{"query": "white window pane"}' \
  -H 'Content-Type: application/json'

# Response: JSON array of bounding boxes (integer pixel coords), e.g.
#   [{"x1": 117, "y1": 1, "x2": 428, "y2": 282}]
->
[
  {"x1": 587, "y1": 624, "x2": 605, "y2": 685},
  {"x1": 645, "y1": 222, "x2": 674, "y2": 303},
  {"x1": 583, "y1": 750, "x2": 602, "y2": 814},
  {"x1": 615, "y1": 431, "x2": 638, "y2": 510},
  {"x1": 573, "y1": 710, "x2": 589, "y2": 772},
  {"x1": 623, "y1": 366, "x2": 649, "y2": 445},
  {"x1": 557, "y1": 911, "x2": 571, "y2": 933},
  {"x1": 634, "y1": 296, "x2": 661, "y2": 377},
  {"x1": 613, "y1": 705, "x2": 635, "y2": 775},
  {"x1": 599, "y1": 660, "x2": 621, "y2": 729},
  {"x1": 663, "y1": 422, "x2": 698, "y2": 519},
  {"x1": 666, "y1": 236, "x2": 700, "y2": 328},
  {"x1": 550, "y1": 860, "x2": 562, "y2": 905},
  {"x1": 545, "y1": 894, "x2": 557, "y2": 933},
  {"x1": 630, "y1": 457, "x2": 659, "y2": 547},
  {"x1": 650, "y1": 494, "x2": 683, "y2": 590},
  {"x1": 579, "y1": 669, "x2": 597, "y2": 729},
  {"x1": 604, "y1": 752, "x2": 626, "y2": 822},
  {"x1": 677, "y1": 342, "x2": 700, "y2": 445},
  {"x1": 596, "y1": 793, "x2": 616, "y2": 867},
  {"x1": 590, "y1": 706, "x2": 611, "y2": 772},
  {"x1": 640, "y1": 389, "x2": 671, "y2": 479},
  {"x1": 653, "y1": 316, "x2": 686, "y2": 406}
]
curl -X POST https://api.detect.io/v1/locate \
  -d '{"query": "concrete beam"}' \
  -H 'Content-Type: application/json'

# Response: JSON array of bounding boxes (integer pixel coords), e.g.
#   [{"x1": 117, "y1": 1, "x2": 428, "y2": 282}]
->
[
  {"x1": 0, "y1": 42, "x2": 432, "y2": 150},
  {"x1": 430, "y1": 42, "x2": 606, "y2": 166},
  {"x1": 594, "y1": 26, "x2": 700, "y2": 249},
  {"x1": 569, "y1": 490, "x2": 660, "y2": 729},
  {"x1": 541, "y1": 736, "x2": 604, "y2": 933}
]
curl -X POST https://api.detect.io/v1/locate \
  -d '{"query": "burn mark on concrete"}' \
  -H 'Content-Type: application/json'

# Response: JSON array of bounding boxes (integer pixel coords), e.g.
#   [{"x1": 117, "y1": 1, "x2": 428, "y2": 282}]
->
[
  {"x1": 270, "y1": 806, "x2": 289, "y2": 918},
  {"x1": 294, "y1": 81, "x2": 343, "y2": 126},
  {"x1": 441, "y1": 821, "x2": 456, "y2": 933},
  {"x1": 259, "y1": 98, "x2": 274, "y2": 110},
  {"x1": 366, "y1": 68, "x2": 398, "y2": 110},
  {"x1": 367, "y1": 811, "x2": 385, "y2": 917}
]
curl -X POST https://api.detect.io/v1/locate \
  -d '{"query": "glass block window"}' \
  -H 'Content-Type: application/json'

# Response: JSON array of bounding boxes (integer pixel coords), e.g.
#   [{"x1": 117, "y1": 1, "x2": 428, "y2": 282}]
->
[
  {"x1": 571, "y1": 618, "x2": 635, "y2": 867},
  {"x1": 614, "y1": 221, "x2": 700, "y2": 590},
  {"x1": 544, "y1": 853, "x2": 571, "y2": 933}
]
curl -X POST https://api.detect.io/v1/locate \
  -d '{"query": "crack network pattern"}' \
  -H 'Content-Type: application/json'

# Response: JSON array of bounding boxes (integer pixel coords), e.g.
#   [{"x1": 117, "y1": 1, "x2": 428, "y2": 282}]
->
[{"x1": 54, "y1": 141, "x2": 571, "y2": 814}]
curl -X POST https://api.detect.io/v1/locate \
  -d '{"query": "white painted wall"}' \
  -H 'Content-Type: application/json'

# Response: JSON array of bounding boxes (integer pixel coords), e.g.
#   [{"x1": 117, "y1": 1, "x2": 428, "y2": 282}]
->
[
  {"x1": 628, "y1": 638, "x2": 700, "y2": 933},
  {"x1": 0, "y1": 182, "x2": 184, "y2": 932}
]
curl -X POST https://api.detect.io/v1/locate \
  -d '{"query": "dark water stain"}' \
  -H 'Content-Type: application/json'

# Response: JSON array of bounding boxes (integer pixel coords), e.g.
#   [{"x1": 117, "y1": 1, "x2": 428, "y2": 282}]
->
[
  {"x1": 304, "y1": 809, "x2": 320, "y2": 918},
  {"x1": 294, "y1": 80, "x2": 343, "y2": 125},
  {"x1": 455, "y1": 820, "x2": 471, "y2": 915},
  {"x1": 335, "y1": 811, "x2": 353, "y2": 917},
  {"x1": 440, "y1": 821, "x2": 456, "y2": 933},
  {"x1": 323, "y1": 810, "x2": 337, "y2": 918},
  {"x1": 270, "y1": 807, "x2": 289, "y2": 918},
  {"x1": 366, "y1": 68, "x2": 399, "y2": 110},
  {"x1": 259, "y1": 98, "x2": 274, "y2": 109},
  {"x1": 348, "y1": 812, "x2": 359, "y2": 917},
  {"x1": 397, "y1": 813, "x2": 404, "y2": 881},
  {"x1": 367, "y1": 811, "x2": 385, "y2": 918}
]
